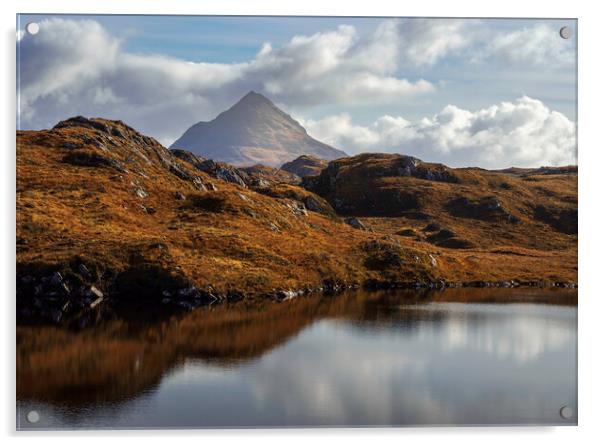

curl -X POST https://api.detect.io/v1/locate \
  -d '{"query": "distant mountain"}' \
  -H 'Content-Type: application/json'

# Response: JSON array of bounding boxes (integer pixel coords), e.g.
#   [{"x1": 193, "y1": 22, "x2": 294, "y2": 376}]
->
[{"x1": 169, "y1": 91, "x2": 347, "y2": 167}]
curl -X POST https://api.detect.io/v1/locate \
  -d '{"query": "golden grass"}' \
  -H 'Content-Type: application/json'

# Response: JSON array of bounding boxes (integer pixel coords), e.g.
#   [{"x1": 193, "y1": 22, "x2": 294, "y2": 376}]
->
[{"x1": 17, "y1": 120, "x2": 577, "y2": 303}]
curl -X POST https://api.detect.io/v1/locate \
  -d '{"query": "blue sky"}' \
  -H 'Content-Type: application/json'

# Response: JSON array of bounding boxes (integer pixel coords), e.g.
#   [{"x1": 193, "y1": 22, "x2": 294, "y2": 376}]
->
[{"x1": 17, "y1": 15, "x2": 577, "y2": 168}]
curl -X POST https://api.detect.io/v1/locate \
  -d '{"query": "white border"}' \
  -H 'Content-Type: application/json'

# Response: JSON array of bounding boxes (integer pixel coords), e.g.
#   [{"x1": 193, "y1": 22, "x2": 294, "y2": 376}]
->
[{"x1": 3, "y1": 1, "x2": 601, "y2": 443}]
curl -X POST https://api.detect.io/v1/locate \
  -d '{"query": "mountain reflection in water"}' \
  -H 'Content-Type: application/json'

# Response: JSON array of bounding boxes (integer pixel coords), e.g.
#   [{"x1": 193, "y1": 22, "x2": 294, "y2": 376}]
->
[{"x1": 17, "y1": 287, "x2": 577, "y2": 429}]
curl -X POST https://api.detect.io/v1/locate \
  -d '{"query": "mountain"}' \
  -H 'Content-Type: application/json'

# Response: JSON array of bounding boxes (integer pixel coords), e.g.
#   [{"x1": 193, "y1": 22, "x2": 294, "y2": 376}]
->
[
  {"x1": 169, "y1": 91, "x2": 347, "y2": 167},
  {"x1": 281, "y1": 155, "x2": 328, "y2": 177}
]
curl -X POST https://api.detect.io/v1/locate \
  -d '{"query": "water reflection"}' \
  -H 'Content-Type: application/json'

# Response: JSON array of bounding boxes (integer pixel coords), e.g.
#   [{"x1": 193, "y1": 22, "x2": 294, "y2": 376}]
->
[{"x1": 17, "y1": 288, "x2": 577, "y2": 428}]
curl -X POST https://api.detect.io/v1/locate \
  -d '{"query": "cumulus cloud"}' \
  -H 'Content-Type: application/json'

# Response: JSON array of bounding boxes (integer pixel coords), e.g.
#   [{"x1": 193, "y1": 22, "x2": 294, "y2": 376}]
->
[
  {"x1": 17, "y1": 18, "x2": 436, "y2": 143},
  {"x1": 249, "y1": 22, "x2": 436, "y2": 106},
  {"x1": 17, "y1": 17, "x2": 576, "y2": 168},
  {"x1": 303, "y1": 96, "x2": 576, "y2": 169}
]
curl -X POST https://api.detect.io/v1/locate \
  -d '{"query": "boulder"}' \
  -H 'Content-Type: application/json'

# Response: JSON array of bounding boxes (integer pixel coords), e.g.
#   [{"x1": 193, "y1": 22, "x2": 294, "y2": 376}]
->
[
  {"x1": 396, "y1": 229, "x2": 417, "y2": 237},
  {"x1": 345, "y1": 217, "x2": 367, "y2": 230},
  {"x1": 446, "y1": 196, "x2": 520, "y2": 223}
]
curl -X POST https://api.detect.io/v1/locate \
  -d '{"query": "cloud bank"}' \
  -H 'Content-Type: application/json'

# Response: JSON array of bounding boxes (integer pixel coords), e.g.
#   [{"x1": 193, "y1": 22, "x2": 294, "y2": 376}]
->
[
  {"x1": 303, "y1": 96, "x2": 576, "y2": 168},
  {"x1": 17, "y1": 18, "x2": 576, "y2": 168},
  {"x1": 18, "y1": 18, "x2": 438, "y2": 143}
]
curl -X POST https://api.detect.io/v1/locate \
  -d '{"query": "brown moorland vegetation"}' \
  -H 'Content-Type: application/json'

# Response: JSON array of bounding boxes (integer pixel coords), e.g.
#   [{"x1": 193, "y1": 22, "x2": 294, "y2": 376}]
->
[
  {"x1": 17, "y1": 117, "x2": 576, "y2": 323},
  {"x1": 303, "y1": 153, "x2": 577, "y2": 284}
]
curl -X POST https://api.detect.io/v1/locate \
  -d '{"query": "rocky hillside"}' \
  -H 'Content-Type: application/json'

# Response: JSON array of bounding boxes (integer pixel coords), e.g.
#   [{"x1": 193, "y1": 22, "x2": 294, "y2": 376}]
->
[
  {"x1": 16, "y1": 117, "x2": 432, "y2": 324},
  {"x1": 170, "y1": 92, "x2": 347, "y2": 167},
  {"x1": 281, "y1": 155, "x2": 328, "y2": 177},
  {"x1": 303, "y1": 152, "x2": 577, "y2": 256},
  {"x1": 239, "y1": 164, "x2": 301, "y2": 187},
  {"x1": 17, "y1": 119, "x2": 577, "y2": 325}
]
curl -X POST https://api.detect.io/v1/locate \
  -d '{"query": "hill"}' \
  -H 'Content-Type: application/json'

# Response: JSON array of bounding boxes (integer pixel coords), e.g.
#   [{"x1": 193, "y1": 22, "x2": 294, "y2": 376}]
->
[
  {"x1": 169, "y1": 91, "x2": 347, "y2": 167},
  {"x1": 281, "y1": 155, "x2": 328, "y2": 177},
  {"x1": 303, "y1": 152, "x2": 577, "y2": 262},
  {"x1": 17, "y1": 119, "x2": 576, "y2": 324}
]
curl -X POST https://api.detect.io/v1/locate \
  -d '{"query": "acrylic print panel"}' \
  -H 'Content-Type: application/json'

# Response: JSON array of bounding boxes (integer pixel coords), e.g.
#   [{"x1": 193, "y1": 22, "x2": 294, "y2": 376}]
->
[{"x1": 16, "y1": 15, "x2": 577, "y2": 429}]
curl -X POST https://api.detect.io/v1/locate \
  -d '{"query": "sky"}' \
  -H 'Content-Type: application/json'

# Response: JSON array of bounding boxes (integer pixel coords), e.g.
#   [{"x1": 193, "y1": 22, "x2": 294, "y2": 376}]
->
[{"x1": 16, "y1": 15, "x2": 577, "y2": 168}]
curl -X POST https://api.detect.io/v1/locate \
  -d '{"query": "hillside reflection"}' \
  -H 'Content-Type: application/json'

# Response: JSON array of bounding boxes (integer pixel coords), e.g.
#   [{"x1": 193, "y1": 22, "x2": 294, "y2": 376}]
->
[{"x1": 17, "y1": 288, "x2": 576, "y2": 407}]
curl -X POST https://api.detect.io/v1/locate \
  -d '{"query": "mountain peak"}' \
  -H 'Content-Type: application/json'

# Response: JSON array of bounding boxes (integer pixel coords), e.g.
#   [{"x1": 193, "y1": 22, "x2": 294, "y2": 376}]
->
[
  {"x1": 242, "y1": 90, "x2": 267, "y2": 100},
  {"x1": 230, "y1": 91, "x2": 277, "y2": 111},
  {"x1": 170, "y1": 92, "x2": 347, "y2": 167}
]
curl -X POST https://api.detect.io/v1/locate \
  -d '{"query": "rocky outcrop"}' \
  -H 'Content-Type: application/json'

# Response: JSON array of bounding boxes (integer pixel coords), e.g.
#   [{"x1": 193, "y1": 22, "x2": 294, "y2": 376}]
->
[
  {"x1": 425, "y1": 229, "x2": 473, "y2": 249},
  {"x1": 171, "y1": 149, "x2": 249, "y2": 188},
  {"x1": 256, "y1": 183, "x2": 337, "y2": 218},
  {"x1": 16, "y1": 260, "x2": 224, "y2": 326},
  {"x1": 445, "y1": 196, "x2": 520, "y2": 223},
  {"x1": 345, "y1": 217, "x2": 368, "y2": 230},
  {"x1": 16, "y1": 259, "x2": 111, "y2": 325},
  {"x1": 189, "y1": 159, "x2": 249, "y2": 188},
  {"x1": 50, "y1": 116, "x2": 210, "y2": 191},
  {"x1": 533, "y1": 205, "x2": 577, "y2": 234},
  {"x1": 169, "y1": 148, "x2": 206, "y2": 167},
  {"x1": 302, "y1": 153, "x2": 458, "y2": 216},
  {"x1": 239, "y1": 164, "x2": 301, "y2": 187},
  {"x1": 281, "y1": 155, "x2": 328, "y2": 177}
]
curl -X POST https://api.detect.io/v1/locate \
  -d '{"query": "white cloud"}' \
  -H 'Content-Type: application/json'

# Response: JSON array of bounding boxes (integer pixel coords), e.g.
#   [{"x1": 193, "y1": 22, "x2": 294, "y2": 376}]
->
[
  {"x1": 17, "y1": 18, "x2": 436, "y2": 143},
  {"x1": 393, "y1": 19, "x2": 475, "y2": 66},
  {"x1": 247, "y1": 23, "x2": 436, "y2": 106},
  {"x1": 483, "y1": 24, "x2": 574, "y2": 67},
  {"x1": 17, "y1": 18, "x2": 576, "y2": 168},
  {"x1": 303, "y1": 96, "x2": 576, "y2": 168}
]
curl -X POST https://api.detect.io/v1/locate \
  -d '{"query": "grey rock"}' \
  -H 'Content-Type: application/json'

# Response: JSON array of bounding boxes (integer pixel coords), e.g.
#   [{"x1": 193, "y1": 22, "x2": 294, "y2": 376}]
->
[
  {"x1": 193, "y1": 178, "x2": 207, "y2": 191},
  {"x1": 134, "y1": 187, "x2": 148, "y2": 199},
  {"x1": 344, "y1": 217, "x2": 367, "y2": 230},
  {"x1": 78, "y1": 264, "x2": 92, "y2": 280},
  {"x1": 89, "y1": 286, "x2": 103, "y2": 299},
  {"x1": 50, "y1": 272, "x2": 63, "y2": 286}
]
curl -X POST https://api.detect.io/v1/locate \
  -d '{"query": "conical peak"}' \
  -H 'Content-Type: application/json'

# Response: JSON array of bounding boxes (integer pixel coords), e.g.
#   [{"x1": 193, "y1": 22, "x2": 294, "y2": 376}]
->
[{"x1": 236, "y1": 90, "x2": 273, "y2": 107}]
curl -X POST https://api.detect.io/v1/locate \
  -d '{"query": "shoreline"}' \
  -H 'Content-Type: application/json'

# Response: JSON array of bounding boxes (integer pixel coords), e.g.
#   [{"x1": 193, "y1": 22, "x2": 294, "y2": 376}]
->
[{"x1": 16, "y1": 267, "x2": 578, "y2": 326}]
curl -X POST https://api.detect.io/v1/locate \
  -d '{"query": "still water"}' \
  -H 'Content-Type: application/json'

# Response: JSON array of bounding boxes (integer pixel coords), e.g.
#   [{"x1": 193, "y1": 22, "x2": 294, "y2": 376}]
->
[{"x1": 17, "y1": 288, "x2": 577, "y2": 429}]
